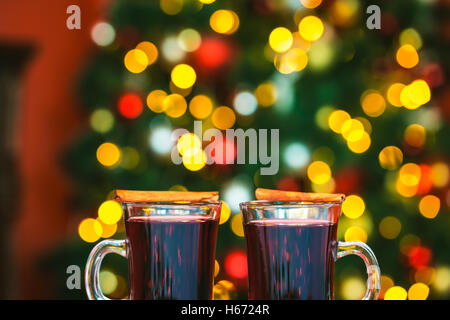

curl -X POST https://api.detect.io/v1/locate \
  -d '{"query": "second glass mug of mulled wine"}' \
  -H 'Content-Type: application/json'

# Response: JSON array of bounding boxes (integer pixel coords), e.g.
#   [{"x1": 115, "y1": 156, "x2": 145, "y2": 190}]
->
[
  {"x1": 240, "y1": 193, "x2": 381, "y2": 300},
  {"x1": 85, "y1": 190, "x2": 221, "y2": 300}
]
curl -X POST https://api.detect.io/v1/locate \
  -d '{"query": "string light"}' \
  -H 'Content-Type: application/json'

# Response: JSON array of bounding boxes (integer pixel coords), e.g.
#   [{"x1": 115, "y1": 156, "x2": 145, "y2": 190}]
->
[
  {"x1": 396, "y1": 44, "x2": 419, "y2": 69},
  {"x1": 346, "y1": 132, "x2": 371, "y2": 154},
  {"x1": 328, "y1": 110, "x2": 351, "y2": 133},
  {"x1": 387, "y1": 83, "x2": 406, "y2": 107},
  {"x1": 212, "y1": 106, "x2": 236, "y2": 130},
  {"x1": 408, "y1": 80, "x2": 431, "y2": 106},
  {"x1": 124, "y1": 49, "x2": 148, "y2": 73},
  {"x1": 189, "y1": 95, "x2": 213, "y2": 119},
  {"x1": 404, "y1": 124, "x2": 426, "y2": 148},
  {"x1": 379, "y1": 146, "x2": 403, "y2": 170},
  {"x1": 307, "y1": 161, "x2": 331, "y2": 184},
  {"x1": 298, "y1": 16, "x2": 324, "y2": 42},
  {"x1": 96, "y1": 142, "x2": 121, "y2": 167},
  {"x1": 210, "y1": 10, "x2": 239, "y2": 35},
  {"x1": 136, "y1": 41, "x2": 158, "y2": 65},
  {"x1": 269, "y1": 27, "x2": 293, "y2": 53},
  {"x1": 341, "y1": 119, "x2": 364, "y2": 142},
  {"x1": 399, "y1": 163, "x2": 422, "y2": 187},
  {"x1": 361, "y1": 91, "x2": 386, "y2": 117}
]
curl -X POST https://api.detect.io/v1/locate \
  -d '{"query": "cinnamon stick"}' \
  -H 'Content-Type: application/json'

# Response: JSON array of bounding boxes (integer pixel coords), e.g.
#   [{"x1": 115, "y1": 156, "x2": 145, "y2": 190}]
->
[
  {"x1": 114, "y1": 190, "x2": 219, "y2": 202},
  {"x1": 255, "y1": 188, "x2": 345, "y2": 203}
]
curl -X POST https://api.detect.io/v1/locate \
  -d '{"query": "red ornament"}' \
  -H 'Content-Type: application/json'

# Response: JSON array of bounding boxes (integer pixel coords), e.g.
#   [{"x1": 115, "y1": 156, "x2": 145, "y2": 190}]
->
[
  {"x1": 408, "y1": 246, "x2": 432, "y2": 269},
  {"x1": 224, "y1": 251, "x2": 248, "y2": 279},
  {"x1": 118, "y1": 93, "x2": 143, "y2": 119}
]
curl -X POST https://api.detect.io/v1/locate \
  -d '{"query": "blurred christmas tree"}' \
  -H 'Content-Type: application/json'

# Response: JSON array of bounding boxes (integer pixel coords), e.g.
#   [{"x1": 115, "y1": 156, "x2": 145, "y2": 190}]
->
[{"x1": 45, "y1": 0, "x2": 450, "y2": 299}]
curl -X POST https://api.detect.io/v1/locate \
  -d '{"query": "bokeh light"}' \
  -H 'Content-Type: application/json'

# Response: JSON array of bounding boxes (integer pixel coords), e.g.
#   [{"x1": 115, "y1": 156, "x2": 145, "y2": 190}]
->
[
  {"x1": 284, "y1": 142, "x2": 310, "y2": 169},
  {"x1": 98, "y1": 200, "x2": 122, "y2": 225},
  {"x1": 150, "y1": 126, "x2": 173, "y2": 155},
  {"x1": 161, "y1": 36, "x2": 185, "y2": 62},
  {"x1": 136, "y1": 41, "x2": 158, "y2": 65},
  {"x1": 379, "y1": 216, "x2": 402, "y2": 239},
  {"x1": 379, "y1": 146, "x2": 403, "y2": 170},
  {"x1": 118, "y1": 93, "x2": 143, "y2": 119},
  {"x1": 399, "y1": 163, "x2": 422, "y2": 187},
  {"x1": 408, "y1": 283, "x2": 429, "y2": 300},
  {"x1": 269, "y1": 27, "x2": 293, "y2": 53},
  {"x1": 213, "y1": 280, "x2": 237, "y2": 300},
  {"x1": 98, "y1": 220, "x2": 118, "y2": 238},
  {"x1": 78, "y1": 218, "x2": 103, "y2": 243},
  {"x1": 177, "y1": 28, "x2": 202, "y2": 52},
  {"x1": 254, "y1": 82, "x2": 277, "y2": 107},
  {"x1": 96, "y1": 142, "x2": 121, "y2": 167},
  {"x1": 342, "y1": 195, "x2": 365, "y2": 219},
  {"x1": 346, "y1": 132, "x2": 371, "y2": 154},
  {"x1": 419, "y1": 195, "x2": 440, "y2": 219},
  {"x1": 182, "y1": 149, "x2": 207, "y2": 171},
  {"x1": 171, "y1": 64, "x2": 196, "y2": 89},
  {"x1": 212, "y1": 106, "x2": 236, "y2": 130},
  {"x1": 307, "y1": 161, "x2": 331, "y2": 184},
  {"x1": 328, "y1": 110, "x2": 351, "y2": 133},
  {"x1": 230, "y1": 214, "x2": 245, "y2": 237},
  {"x1": 90, "y1": 109, "x2": 114, "y2": 133},
  {"x1": 384, "y1": 286, "x2": 407, "y2": 300},
  {"x1": 99, "y1": 270, "x2": 118, "y2": 295},
  {"x1": 298, "y1": 16, "x2": 324, "y2": 42},
  {"x1": 189, "y1": 95, "x2": 213, "y2": 119},
  {"x1": 210, "y1": 10, "x2": 239, "y2": 35},
  {"x1": 431, "y1": 162, "x2": 449, "y2": 187},
  {"x1": 146, "y1": 90, "x2": 168, "y2": 113},
  {"x1": 160, "y1": 0, "x2": 183, "y2": 15},
  {"x1": 163, "y1": 94, "x2": 187, "y2": 118},
  {"x1": 223, "y1": 182, "x2": 251, "y2": 212},
  {"x1": 361, "y1": 91, "x2": 386, "y2": 117},
  {"x1": 341, "y1": 277, "x2": 365, "y2": 300},
  {"x1": 91, "y1": 22, "x2": 115, "y2": 47},
  {"x1": 177, "y1": 133, "x2": 202, "y2": 156},
  {"x1": 234, "y1": 91, "x2": 257, "y2": 116},
  {"x1": 387, "y1": 83, "x2": 406, "y2": 107},
  {"x1": 300, "y1": 0, "x2": 322, "y2": 9},
  {"x1": 344, "y1": 226, "x2": 368, "y2": 242},
  {"x1": 224, "y1": 251, "x2": 247, "y2": 278},
  {"x1": 433, "y1": 266, "x2": 450, "y2": 293},
  {"x1": 396, "y1": 44, "x2": 419, "y2": 69},
  {"x1": 341, "y1": 119, "x2": 364, "y2": 142},
  {"x1": 408, "y1": 80, "x2": 431, "y2": 106},
  {"x1": 214, "y1": 260, "x2": 220, "y2": 277},
  {"x1": 124, "y1": 49, "x2": 148, "y2": 73},
  {"x1": 400, "y1": 28, "x2": 422, "y2": 50},
  {"x1": 219, "y1": 201, "x2": 231, "y2": 225},
  {"x1": 404, "y1": 124, "x2": 426, "y2": 148}
]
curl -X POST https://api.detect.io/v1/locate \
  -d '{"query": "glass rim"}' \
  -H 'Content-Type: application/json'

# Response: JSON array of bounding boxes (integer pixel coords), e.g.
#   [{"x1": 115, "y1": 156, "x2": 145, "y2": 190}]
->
[
  {"x1": 119, "y1": 200, "x2": 222, "y2": 208},
  {"x1": 240, "y1": 200, "x2": 343, "y2": 208}
]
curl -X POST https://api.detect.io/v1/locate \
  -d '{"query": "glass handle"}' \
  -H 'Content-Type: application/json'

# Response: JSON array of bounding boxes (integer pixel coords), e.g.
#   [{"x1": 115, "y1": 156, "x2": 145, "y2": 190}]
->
[
  {"x1": 337, "y1": 241, "x2": 381, "y2": 300},
  {"x1": 84, "y1": 239, "x2": 127, "y2": 300}
]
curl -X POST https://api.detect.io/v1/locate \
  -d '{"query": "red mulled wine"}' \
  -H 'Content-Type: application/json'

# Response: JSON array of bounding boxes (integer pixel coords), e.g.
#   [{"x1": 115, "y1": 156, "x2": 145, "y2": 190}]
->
[
  {"x1": 244, "y1": 219, "x2": 337, "y2": 300},
  {"x1": 125, "y1": 215, "x2": 219, "y2": 300}
]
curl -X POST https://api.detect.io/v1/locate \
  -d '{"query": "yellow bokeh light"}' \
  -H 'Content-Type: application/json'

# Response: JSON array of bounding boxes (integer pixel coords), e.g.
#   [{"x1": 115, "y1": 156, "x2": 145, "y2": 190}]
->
[
  {"x1": 200, "y1": 0, "x2": 215, "y2": 3},
  {"x1": 396, "y1": 44, "x2": 419, "y2": 69},
  {"x1": 355, "y1": 117, "x2": 372, "y2": 135},
  {"x1": 399, "y1": 163, "x2": 421, "y2": 187},
  {"x1": 361, "y1": 91, "x2": 386, "y2": 117},
  {"x1": 163, "y1": 94, "x2": 187, "y2": 118},
  {"x1": 160, "y1": 0, "x2": 183, "y2": 15},
  {"x1": 99, "y1": 270, "x2": 118, "y2": 295},
  {"x1": 220, "y1": 201, "x2": 231, "y2": 225},
  {"x1": 210, "y1": 10, "x2": 239, "y2": 35},
  {"x1": 170, "y1": 81, "x2": 193, "y2": 97},
  {"x1": 171, "y1": 64, "x2": 196, "y2": 89},
  {"x1": 274, "y1": 48, "x2": 308, "y2": 74},
  {"x1": 255, "y1": 82, "x2": 277, "y2": 107},
  {"x1": 404, "y1": 124, "x2": 426, "y2": 148},
  {"x1": 400, "y1": 28, "x2": 422, "y2": 50},
  {"x1": 214, "y1": 260, "x2": 220, "y2": 277},
  {"x1": 344, "y1": 226, "x2": 367, "y2": 242},
  {"x1": 230, "y1": 214, "x2": 245, "y2": 237},
  {"x1": 431, "y1": 162, "x2": 449, "y2": 188},
  {"x1": 400, "y1": 85, "x2": 420, "y2": 109},
  {"x1": 307, "y1": 161, "x2": 331, "y2": 185},
  {"x1": 299, "y1": 16, "x2": 324, "y2": 42},
  {"x1": 328, "y1": 110, "x2": 351, "y2": 133},
  {"x1": 189, "y1": 95, "x2": 213, "y2": 119},
  {"x1": 136, "y1": 41, "x2": 158, "y2": 65},
  {"x1": 341, "y1": 277, "x2": 365, "y2": 300},
  {"x1": 433, "y1": 266, "x2": 450, "y2": 293},
  {"x1": 78, "y1": 218, "x2": 103, "y2": 243},
  {"x1": 120, "y1": 147, "x2": 140, "y2": 170},
  {"x1": 315, "y1": 106, "x2": 334, "y2": 130},
  {"x1": 387, "y1": 83, "x2": 406, "y2": 107},
  {"x1": 395, "y1": 177, "x2": 418, "y2": 198},
  {"x1": 341, "y1": 119, "x2": 364, "y2": 142},
  {"x1": 384, "y1": 286, "x2": 407, "y2": 300},
  {"x1": 419, "y1": 195, "x2": 440, "y2": 219},
  {"x1": 98, "y1": 200, "x2": 122, "y2": 225},
  {"x1": 347, "y1": 132, "x2": 371, "y2": 154},
  {"x1": 408, "y1": 283, "x2": 429, "y2": 300},
  {"x1": 408, "y1": 80, "x2": 431, "y2": 106},
  {"x1": 379, "y1": 146, "x2": 403, "y2": 170},
  {"x1": 300, "y1": 0, "x2": 322, "y2": 9},
  {"x1": 342, "y1": 195, "x2": 365, "y2": 219},
  {"x1": 96, "y1": 142, "x2": 121, "y2": 167},
  {"x1": 177, "y1": 133, "x2": 202, "y2": 156},
  {"x1": 213, "y1": 280, "x2": 237, "y2": 300},
  {"x1": 212, "y1": 106, "x2": 236, "y2": 130},
  {"x1": 182, "y1": 149, "x2": 207, "y2": 171},
  {"x1": 146, "y1": 90, "x2": 168, "y2": 113},
  {"x1": 379, "y1": 216, "x2": 402, "y2": 239},
  {"x1": 291, "y1": 31, "x2": 311, "y2": 51},
  {"x1": 381, "y1": 275, "x2": 394, "y2": 294},
  {"x1": 178, "y1": 28, "x2": 202, "y2": 52},
  {"x1": 311, "y1": 178, "x2": 336, "y2": 193},
  {"x1": 124, "y1": 49, "x2": 148, "y2": 74},
  {"x1": 269, "y1": 27, "x2": 293, "y2": 53},
  {"x1": 90, "y1": 109, "x2": 114, "y2": 134},
  {"x1": 98, "y1": 219, "x2": 118, "y2": 238}
]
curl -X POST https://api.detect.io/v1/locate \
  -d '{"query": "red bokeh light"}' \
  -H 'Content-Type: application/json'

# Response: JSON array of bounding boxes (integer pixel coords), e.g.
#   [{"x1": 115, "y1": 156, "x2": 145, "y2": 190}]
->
[
  {"x1": 118, "y1": 93, "x2": 143, "y2": 119},
  {"x1": 210, "y1": 137, "x2": 236, "y2": 165},
  {"x1": 417, "y1": 164, "x2": 433, "y2": 195},
  {"x1": 224, "y1": 251, "x2": 248, "y2": 279},
  {"x1": 276, "y1": 177, "x2": 300, "y2": 192},
  {"x1": 194, "y1": 37, "x2": 231, "y2": 70},
  {"x1": 408, "y1": 246, "x2": 432, "y2": 269}
]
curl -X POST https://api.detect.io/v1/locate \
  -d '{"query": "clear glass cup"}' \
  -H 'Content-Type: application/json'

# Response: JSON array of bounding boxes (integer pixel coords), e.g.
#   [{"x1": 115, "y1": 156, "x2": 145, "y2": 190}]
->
[
  {"x1": 240, "y1": 200, "x2": 380, "y2": 300},
  {"x1": 85, "y1": 201, "x2": 221, "y2": 300}
]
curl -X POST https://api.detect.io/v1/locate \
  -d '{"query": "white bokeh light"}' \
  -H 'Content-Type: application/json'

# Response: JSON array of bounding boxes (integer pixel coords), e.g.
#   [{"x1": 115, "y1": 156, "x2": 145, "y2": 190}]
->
[
  {"x1": 284, "y1": 142, "x2": 310, "y2": 169},
  {"x1": 223, "y1": 181, "x2": 252, "y2": 213},
  {"x1": 234, "y1": 91, "x2": 257, "y2": 116},
  {"x1": 150, "y1": 126, "x2": 173, "y2": 155},
  {"x1": 91, "y1": 22, "x2": 115, "y2": 47}
]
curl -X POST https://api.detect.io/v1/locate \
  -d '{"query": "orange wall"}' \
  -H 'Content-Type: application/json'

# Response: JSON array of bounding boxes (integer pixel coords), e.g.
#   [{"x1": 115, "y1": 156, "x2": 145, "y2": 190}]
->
[{"x1": 0, "y1": 0, "x2": 109, "y2": 298}]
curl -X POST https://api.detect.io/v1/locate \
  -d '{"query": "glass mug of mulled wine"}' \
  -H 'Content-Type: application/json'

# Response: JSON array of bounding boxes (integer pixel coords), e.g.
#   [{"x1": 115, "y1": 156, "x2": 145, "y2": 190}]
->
[
  {"x1": 241, "y1": 189, "x2": 381, "y2": 300},
  {"x1": 85, "y1": 190, "x2": 221, "y2": 300}
]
